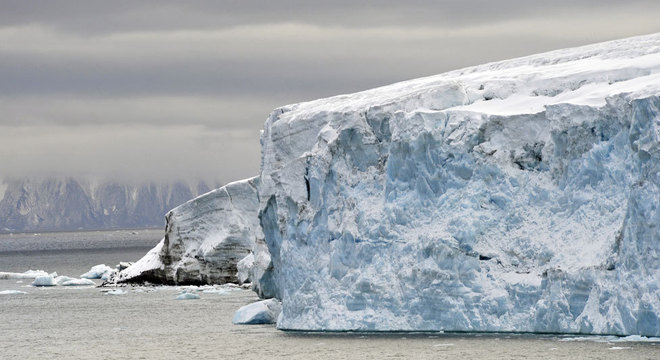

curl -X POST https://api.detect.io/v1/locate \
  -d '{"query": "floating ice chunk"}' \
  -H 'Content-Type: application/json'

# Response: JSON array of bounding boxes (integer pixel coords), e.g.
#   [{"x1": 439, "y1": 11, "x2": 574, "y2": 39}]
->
[
  {"x1": 175, "y1": 292, "x2": 200, "y2": 300},
  {"x1": 201, "y1": 287, "x2": 239, "y2": 295},
  {"x1": 55, "y1": 276, "x2": 75, "y2": 285},
  {"x1": 236, "y1": 253, "x2": 254, "y2": 284},
  {"x1": 0, "y1": 270, "x2": 48, "y2": 279},
  {"x1": 614, "y1": 335, "x2": 660, "y2": 342},
  {"x1": 232, "y1": 299, "x2": 282, "y2": 325},
  {"x1": 105, "y1": 289, "x2": 127, "y2": 295},
  {"x1": 61, "y1": 278, "x2": 96, "y2": 286},
  {"x1": 32, "y1": 275, "x2": 56, "y2": 287},
  {"x1": 0, "y1": 290, "x2": 27, "y2": 295},
  {"x1": 81, "y1": 264, "x2": 115, "y2": 279}
]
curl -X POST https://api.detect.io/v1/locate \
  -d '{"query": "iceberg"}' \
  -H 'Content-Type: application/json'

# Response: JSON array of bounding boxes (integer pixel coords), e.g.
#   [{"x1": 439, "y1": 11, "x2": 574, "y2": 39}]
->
[
  {"x1": 0, "y1": 290, "x2": 27, "y2": 295},
  {"x1": 0, "y1": 270, "x2": 48, "y2": 280},
  {"x1": 113, "y1": 177, "x2": 260, "y2": 285},
  {"x1": 55, "y1": 276, "x2": 76, "y2": 285},
  {"x1": 31, "y1": 275, "x2": 56, "y2": 287},
  {"x1": 105, "y1": 289, "x2": 127, "y2": 295},
  {"x1": 81, "y1": 264, "x2": 115, "y2": 279},
  {"x1": 175, "y1": 292, "x2": 201, "y2": 300},
  {"x1": 232, "y1": 299, "x2": 282, "y2": 325},
  {"x1": 61, "y1": 278, "x2": 96, "y2": 286},
  {"x1": 253, "y1": 33, "x2": 660, "y2": 335}
]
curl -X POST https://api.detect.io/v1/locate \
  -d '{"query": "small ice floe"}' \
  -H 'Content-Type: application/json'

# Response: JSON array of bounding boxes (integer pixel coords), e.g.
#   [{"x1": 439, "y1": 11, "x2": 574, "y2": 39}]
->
[
  {"x1": 616, "y1": 335, "x2": 660, "y2": 342},
  {"x1": 200, "y1": 285, "x2": 241, "y2": 295},
  {"x1": 0, "y1": 270, "x2": 49, "y2": 280},
  {"x1": 559, "y1": 335, "x2": 660, "y2": 343},
  {"x1": 201, "y1": 288, "x2": 232, "y2": 295},
  {"x1": 558, "y1": 336, "x2": 614, "y2": 342},
  {"x1": 232, "y1": 299, "x2": 282, "y2": 325},
  {"x1": 55, "y1": 276, "x2": 76, "y2": 285},
  {"x1": 0, "y1": 290, "x2": 27, "y2": 295},
  {"x1": 32, "y1": 275, "x2": 57, "y2": 287},
  {"x1": 105, "y1": 289, "x2": 127, "y2": 296},
  {"x1": 175, "y1": 292, "x2": 201, "y2": 300},
  {"x1": 609, "y1": 346, "x2": 632, "y2": 350},
  {"x1": 81, "y1": 264, "x2": 115, "y2": 279},
  {"x1": 61, "y1": 278, "x2": 96, "y2": 286}
]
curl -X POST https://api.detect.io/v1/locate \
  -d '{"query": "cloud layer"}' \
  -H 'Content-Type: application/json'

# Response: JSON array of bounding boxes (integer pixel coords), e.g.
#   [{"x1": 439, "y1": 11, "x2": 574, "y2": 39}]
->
[{"x1": 2, "y1": 1, "x2": 660, "y2": 182}]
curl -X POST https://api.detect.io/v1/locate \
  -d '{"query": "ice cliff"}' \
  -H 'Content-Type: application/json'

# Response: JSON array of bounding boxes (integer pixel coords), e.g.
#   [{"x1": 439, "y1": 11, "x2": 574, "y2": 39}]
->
[
  {"x1": 114, "y1": 177, "x2": 259, "y2": 285},
  {"x1": 256, "y1": 33, "x2": 660, "y2": 335}
]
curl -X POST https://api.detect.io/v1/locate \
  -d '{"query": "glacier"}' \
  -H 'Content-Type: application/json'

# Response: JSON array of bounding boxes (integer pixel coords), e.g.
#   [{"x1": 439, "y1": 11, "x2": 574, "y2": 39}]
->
[
  {"x1": 254, "y1": 33, "x2": 660, "y2": 335},
  {"x1": 113, "y1": 177, "x2": 259, "y2": 285}
]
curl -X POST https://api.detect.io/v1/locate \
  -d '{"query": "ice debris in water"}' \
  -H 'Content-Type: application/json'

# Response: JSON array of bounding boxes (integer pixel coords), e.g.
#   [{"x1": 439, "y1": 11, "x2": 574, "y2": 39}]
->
[
  {"x1": 0, "y1": 270, "x2": 49, "y2": 279},
  {"x1": 176, "y1": 292, "x2": 201, "y2": 300},
  {"x1": 105, "y1": 289, "x2": 127, "y2": 295},
  {"x1": 0, "y1": 290, "x2": 28, "y2": 295},
  {"x1": 54, "y1": 276, "x2": 76, "y2": 285},
  {"x1": 32, "y1": 275, "x2": 57, "y2": 287},
  {"x1": 232, "y1": 299, "x2": 282, "y2": 325},
  {"x1": 201, "y1": 288, "x2": 234, "y2": 295},
  {"x1": 81, "y1": 264, "x2": 116, "y2": 280},
  {"x1": 61, "y1": 278, "x2": 96, "y2": 286}
]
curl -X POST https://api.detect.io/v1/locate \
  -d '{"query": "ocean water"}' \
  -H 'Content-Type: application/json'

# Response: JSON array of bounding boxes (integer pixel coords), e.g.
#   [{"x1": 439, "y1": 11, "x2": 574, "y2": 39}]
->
[{"x1": 1, "y1": 230, "x2": 659, "y2": 359}]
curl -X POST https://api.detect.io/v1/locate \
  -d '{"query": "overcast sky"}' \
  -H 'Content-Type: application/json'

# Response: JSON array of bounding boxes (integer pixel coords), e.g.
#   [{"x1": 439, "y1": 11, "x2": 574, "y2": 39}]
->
[{"x1": 2, "y1": 1, "x2": 660, "y2": 183}]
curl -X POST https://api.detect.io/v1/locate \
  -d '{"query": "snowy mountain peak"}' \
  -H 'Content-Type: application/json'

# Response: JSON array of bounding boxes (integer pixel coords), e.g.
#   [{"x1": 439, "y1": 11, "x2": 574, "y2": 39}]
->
[{"x1": 0, "y1": 177, "x2": 215, "y2": 232}]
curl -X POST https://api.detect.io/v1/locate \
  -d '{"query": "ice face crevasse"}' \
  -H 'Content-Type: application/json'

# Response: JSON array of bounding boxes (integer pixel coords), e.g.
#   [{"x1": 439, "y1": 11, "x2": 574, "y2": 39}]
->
[
  {"x1": 114, "y1": 177, "x2": 260, "y2": 285},
  {"x1": 256, "y1": 33, "x2": 660, "y2": 335}
]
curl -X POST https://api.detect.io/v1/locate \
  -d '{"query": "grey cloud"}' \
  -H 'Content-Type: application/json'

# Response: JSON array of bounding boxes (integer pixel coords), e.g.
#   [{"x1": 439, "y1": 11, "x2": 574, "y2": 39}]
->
[
  {"x1": 0, "y1": 124, "x2": 260, "y2": 183},
  {"x1": 2, "y1": 0, "x2": 656, "y2": 34},
  {"x1": 1, "y1": 2, "x2": 660, "y2": 182},
  {"x1": 0, "y1": 30, "x2": 592, "y2": 100}
]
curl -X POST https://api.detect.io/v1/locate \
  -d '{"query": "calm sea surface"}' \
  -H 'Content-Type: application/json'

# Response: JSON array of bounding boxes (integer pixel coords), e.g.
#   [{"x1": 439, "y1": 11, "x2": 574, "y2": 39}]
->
[{"x1": 1, "y1": 230, "x2": 659, "y2": 359}]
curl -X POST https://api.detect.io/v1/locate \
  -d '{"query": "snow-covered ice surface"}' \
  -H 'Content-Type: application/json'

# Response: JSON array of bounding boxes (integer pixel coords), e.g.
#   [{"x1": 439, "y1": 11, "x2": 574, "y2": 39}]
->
[
  {"x1": 256, "y1": 33, "x2": 660, "y2": 335},
  {"x1": 112, "y1": 177, "x2": 260, "y2": 285},
  {"x1": 232, "y1": 298, "x2": 282, "y2": 325}
]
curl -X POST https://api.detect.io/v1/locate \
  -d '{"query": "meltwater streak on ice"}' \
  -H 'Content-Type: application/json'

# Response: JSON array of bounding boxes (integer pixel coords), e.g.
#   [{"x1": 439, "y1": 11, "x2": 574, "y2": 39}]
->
[{"x1": 254, "y1": 33, "x2": 660, "y2": 334}]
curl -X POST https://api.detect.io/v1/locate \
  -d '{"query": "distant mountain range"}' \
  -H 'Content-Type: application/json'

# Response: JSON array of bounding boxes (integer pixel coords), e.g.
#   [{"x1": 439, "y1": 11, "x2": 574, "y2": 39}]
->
[{"x1": 0, "y1": 178, "x2": 218, "y2": 233}]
